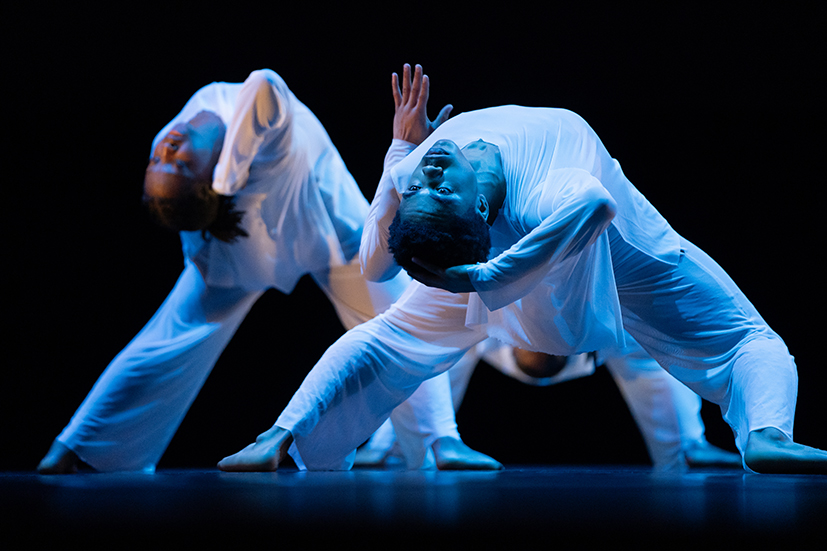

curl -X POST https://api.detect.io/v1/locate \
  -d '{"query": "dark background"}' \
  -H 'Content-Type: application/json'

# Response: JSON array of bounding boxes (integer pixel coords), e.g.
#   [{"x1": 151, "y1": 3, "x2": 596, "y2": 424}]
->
[{"x1": 4, "y1": 4, "x2": 824, "y2": 471}]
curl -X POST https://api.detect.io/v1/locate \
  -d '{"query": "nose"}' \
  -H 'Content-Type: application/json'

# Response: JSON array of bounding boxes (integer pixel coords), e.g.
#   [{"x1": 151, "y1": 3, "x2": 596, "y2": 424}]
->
[{"x1": 422, "y1": 165, "x2": 443, "y2": 180}]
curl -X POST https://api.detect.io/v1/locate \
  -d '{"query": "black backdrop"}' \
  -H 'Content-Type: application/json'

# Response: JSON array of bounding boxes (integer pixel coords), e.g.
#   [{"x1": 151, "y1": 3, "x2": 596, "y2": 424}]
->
[{"x1": 5, "y1": 4, "x2": 824, "y2": 470}]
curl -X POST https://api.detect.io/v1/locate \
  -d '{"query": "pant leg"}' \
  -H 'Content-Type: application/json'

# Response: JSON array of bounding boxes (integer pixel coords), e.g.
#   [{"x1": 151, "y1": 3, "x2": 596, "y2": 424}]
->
[
  {"x1": 388, "y1": 372, "x2": 459, "y2": 469},
  {"x1": 602, "y1": 337, "x2": 704, "y2": 470},
  {"x1": 312, "y1": 261, "x2": 467, "y2": 468},
  {"x1": 356, "y1": 346, "x2": 483, "y2": 469},
  {"x1": 385, "y1": 343, "x2": 486, "y2": 468},
  {"x1": 57, "y1": 260, "x2": 261, "y2": 472},
  {"x1": 609, "y1": 227, "x2": 797, "y2": 458},
  {"x1": 310, "y1": 257, "x2": 411, "y2": 329},
  {"x1": 275, "y1": 283, "x2": 487, "y2": 470}
]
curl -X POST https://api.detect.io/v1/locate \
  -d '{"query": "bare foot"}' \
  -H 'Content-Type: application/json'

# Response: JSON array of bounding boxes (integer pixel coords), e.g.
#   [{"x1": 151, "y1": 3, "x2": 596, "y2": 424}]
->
[
  {"x1": 432, "y1": 437, "x2": 504, "y2": 471},
  {"x1": 744, "y1": 427, "x2": 827, "y2": 474},
  {"x1": 218, "y1": 427, "x2": 293, "y2": 472},
  {"x1": 37, "y1": 441, "x2": 80, "y2": 474},
  {"x1": 685, "y1": 441, "x2": 742, "y2": 469},
  {"x1": 353, "y1": 447, "x2": 391, "y2": 468}
]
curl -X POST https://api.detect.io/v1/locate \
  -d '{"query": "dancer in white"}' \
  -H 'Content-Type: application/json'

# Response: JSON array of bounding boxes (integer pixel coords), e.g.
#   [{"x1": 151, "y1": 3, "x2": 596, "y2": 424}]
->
[
  {"x1": 37, "y1": 68, "x2": 497, "y2": 473},
  {"x1": 218, "y1": 64, "x2": 826, "y2": 474}
]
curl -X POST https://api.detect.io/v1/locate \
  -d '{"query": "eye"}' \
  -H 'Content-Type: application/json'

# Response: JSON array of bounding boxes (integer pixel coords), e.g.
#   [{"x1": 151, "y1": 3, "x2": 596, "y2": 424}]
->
[
  {"x1": 437, "y1": 187, "x2": 452, "y2": 194},
  {"x1": 175, "y1": 160, "x2": 188, "y2": 169},
  {"x1": 407, "y1": 184, "x2": 421, "y2": 192}
]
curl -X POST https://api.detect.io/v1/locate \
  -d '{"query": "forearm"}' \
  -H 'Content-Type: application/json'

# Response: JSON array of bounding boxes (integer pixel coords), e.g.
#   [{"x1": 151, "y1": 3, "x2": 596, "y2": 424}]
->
[
  {"x1": 213, "y1": 70, "x2": 291, "y2": 194},
  {"x1": 360, "y1": 139, "x2": 417, "y2": 282},
  {"x1": 470, "y1": 182, "x2": 616, "y2": 309}
]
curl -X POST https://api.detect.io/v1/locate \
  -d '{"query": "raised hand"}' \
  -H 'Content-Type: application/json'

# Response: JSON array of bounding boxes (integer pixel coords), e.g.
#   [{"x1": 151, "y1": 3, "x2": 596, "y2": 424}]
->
[{"x1": 392, "y1": 63, "x2": 453, "y2": 145}]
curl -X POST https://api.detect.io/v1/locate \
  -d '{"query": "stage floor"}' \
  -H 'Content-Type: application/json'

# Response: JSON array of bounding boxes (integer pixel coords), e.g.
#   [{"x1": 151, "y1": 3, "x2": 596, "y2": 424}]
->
[{"x1": 4, "y1": 465, "x2": 825, "y2": 547}]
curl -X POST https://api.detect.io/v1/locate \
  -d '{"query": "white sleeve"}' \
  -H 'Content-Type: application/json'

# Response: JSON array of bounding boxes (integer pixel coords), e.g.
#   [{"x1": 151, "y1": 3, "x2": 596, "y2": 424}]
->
[
  {"x1": 469, "y1": 168, "x2": 617, "y2": 311},
  {"x1": 359, "y1": 139, "x2": 418, "y2": 282},
  {"x1": 212, "y1": 69, "x2": 293, "y2": 195}
]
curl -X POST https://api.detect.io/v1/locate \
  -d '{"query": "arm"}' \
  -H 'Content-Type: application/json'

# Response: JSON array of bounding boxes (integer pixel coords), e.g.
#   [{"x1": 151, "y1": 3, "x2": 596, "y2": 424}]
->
[
  {"x1": 360, "y1": 64, "x2": 452, "y2": 281},
  {"x1": 212, "y1": 69, "x2": 293, "y2": 195},
  {"x1": 360, "y1": 139, "x2": 417, "y2": 281},
  {"x1": 412, "y1": 169, "x2": 617, "y2": 310}
]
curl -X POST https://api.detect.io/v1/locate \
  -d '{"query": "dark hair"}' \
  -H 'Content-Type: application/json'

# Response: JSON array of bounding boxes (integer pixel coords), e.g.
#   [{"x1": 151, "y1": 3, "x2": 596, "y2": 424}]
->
[
  {"x1": 143, "y1": 185, "x2": 248, "y2": 243},
  {"x1": 388, "y1": 207, "x2": 491, "y2": 273}
]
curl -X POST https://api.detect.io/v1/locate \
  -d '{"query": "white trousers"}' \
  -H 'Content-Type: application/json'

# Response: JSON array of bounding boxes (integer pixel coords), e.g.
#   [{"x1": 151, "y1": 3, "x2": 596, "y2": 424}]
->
[
  {"x1": 607, "y1": 227, "x2": 797, "y2": 460},
  {"x1": 275, "y1": 230, "x2": 797, "y2": 470},
  {"x1": 600, "y1": 341, "x2": 705, "y2": 470},
  {"x1": 56, "y1": 257, "x2": 412, "y2": 472},
  {"x1": 364, "y1": 337, "x2": 707, "y2": 470}
]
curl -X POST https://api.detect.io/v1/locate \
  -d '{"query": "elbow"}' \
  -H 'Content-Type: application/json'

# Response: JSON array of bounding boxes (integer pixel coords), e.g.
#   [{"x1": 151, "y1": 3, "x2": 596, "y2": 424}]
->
[
  {"x1": 581, "y1": 185, "x2": 616, "y2": 229},
  {"x1": 574, "y1": 190, "x2": 616, "y2": 250},
  {"x1": 594, "y1": 194, "x2": 617, "y2": 227},
  {"x1": 245, "y1": 70, "x2": 288, "y2": 129},
  {"x1": 359, "y1": 249, "x2": 383, "y2": 282},
  {"x1": 359, "y1": 249, "x2": 401, "y2": 283},
  {"x1": 360, "y1": 261, "x2": 400, "y2": 283},
  {"x1": 359, "y1": 261, "x2": 381, "y2": 282}
]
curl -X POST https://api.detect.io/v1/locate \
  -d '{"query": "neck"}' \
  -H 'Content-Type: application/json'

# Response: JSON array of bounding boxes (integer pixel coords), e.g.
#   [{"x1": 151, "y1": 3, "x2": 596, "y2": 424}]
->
[{"x1": 464, "y1": 141, "x2": 506, "y2": 225}]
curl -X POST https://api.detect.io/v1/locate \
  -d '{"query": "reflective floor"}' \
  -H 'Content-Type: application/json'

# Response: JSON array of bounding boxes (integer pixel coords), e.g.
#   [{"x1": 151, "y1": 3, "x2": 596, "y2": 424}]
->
[{"x1": 4, "y1": 465, "x2": 825, "y2": 547}]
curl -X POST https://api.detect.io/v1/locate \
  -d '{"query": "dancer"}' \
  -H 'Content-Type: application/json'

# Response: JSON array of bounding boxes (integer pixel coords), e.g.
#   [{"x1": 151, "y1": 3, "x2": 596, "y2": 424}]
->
[
  {"x1": 218, "y1": 64, "x2": 826, "y2": 474},
  {"x1": 37, "y1": 68, "x2": 494, "y2": 473}
]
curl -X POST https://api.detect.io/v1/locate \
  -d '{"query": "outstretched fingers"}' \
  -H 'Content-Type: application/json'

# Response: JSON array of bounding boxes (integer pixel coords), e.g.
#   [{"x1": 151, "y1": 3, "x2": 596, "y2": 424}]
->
[
  {"x1": 402, "y1": 63, "x2": 413, "y2": 103},
  {"x1": 393, "y1": 63, "x2": 426, "y2": 109},
  {"x1": 418, "y1": 73, "x2": 430, "y2": 112},
  {"x1": 411, "y1": 65, "x2": 425, "y2": 108},
  {"x1": 391, "y1": 64, "x2": 412, "y2": 108},
  {"x1": 391, "y1": 71, "x2": 401, "y2": 108},
  {"x1": 391, "y1": 63, "x2": 451, "y2": 144}
]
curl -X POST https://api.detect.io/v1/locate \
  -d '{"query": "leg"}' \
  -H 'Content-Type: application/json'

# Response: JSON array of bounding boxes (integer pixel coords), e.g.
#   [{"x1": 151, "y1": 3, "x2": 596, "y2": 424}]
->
[
  {"x1": 219, "y1": 326, "x2": 433, "y2": 471},
  {"x1": 310, "y1": 257, "x2": 410, "y2": 330},
  {"x1": 353, "y1": 420, "x2": 402, "y2": 468},
  {"x1": 604, "y1": 349, "x2": 687, "y2": 471},
  {"x1": 603, "y1": 336, "x2": 740, "y2": 470},
  {"x1": 354, "y1": 349, "x2": 502, "y2": 471},
  {"x1": 39, "y1": 261, "x2": 261, "y2": 473},
  {"x1": 353, "y1": 372, "x2": 464, "y2": 470},
  {"x1": 669, "y1": 375, "x2": 741, "y2": 469},
  {"x1": 392, "y1": 370, "x2": 502, "y2": 470},
  {"x1": 387, "y1": 372, "x2": 460, "y2": 469},
  {"x1": 610, "y1": 228, "x2": 826, "y2": 473},
  {"x1": 318, "y1": 266, "x2": 501, "y2": 471},
  {"x1": 220, "y1": 283, "x2": 487, "y2": 471}
]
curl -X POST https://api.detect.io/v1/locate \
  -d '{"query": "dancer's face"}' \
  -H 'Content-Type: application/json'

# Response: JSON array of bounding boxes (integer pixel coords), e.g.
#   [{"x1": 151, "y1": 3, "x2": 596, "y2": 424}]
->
[
  {"x1": 144, "y1": 111, "x2": 224, "y2": 200},
  {"x1": 399, "y1": 139, "x2": 487, "y2": 224}
]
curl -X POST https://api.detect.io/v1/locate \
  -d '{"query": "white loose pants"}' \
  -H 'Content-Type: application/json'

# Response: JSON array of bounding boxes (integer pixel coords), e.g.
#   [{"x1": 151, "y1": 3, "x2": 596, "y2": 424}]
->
[{"x1": 56, "y1": 257, "x2": 410, "y2": 472}]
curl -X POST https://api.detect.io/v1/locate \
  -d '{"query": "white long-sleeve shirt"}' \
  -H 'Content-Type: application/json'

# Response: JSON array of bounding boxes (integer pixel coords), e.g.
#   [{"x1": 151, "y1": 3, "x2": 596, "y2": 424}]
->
[
  {"x1": 360, "y1": 106, "x2": 682, "y2": 355},
  {"x1": 152, "y1": 69, "x2": 369, "y2": 293}
]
